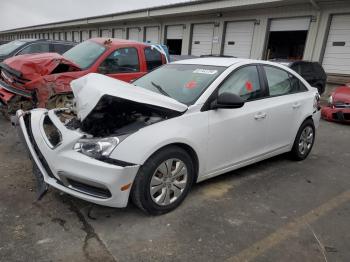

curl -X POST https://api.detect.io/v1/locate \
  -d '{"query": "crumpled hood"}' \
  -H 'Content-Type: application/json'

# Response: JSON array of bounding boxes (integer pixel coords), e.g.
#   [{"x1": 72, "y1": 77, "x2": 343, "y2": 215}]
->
[
  {"x1": 71, "y1": 73, "x2": 188, "y2": 121},
  {"x1": 332, "y1": 85, "x2": 350, "y2": 103},
  {"x1": 3, "y1": 52, "x2": 80, "y2": 80}
]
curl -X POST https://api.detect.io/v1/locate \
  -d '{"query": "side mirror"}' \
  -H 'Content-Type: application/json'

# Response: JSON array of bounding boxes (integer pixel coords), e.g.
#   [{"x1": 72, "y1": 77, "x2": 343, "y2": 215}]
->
[{"x1": 211, "y1": 92, "x2": 245, "y2": 110}]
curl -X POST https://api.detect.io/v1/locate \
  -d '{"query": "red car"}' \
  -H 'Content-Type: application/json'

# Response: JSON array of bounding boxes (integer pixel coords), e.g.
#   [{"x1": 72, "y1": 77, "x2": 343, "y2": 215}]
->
[
  {"x1": 322, "y1": 84, "x2": 350, "y2": 123},
  {"x1": 0, "y1": 38, "x2": 167, "y2": 115}
]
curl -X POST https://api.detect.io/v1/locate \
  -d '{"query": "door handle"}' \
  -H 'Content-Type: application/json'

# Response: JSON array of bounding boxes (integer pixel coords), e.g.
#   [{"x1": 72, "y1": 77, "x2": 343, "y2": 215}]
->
[
  {"x1": 254, "y1": 112, "x2": 267, "y2": 120},
  {"x1": 292, "y1": 103, "x2": 301, "y2": 109}
]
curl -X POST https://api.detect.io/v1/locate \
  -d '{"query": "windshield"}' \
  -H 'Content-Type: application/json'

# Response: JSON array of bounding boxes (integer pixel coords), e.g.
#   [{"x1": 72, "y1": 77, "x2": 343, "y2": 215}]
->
[
  {"x1": 63, "y1": 40, "x2": 107, "y2": 69},
  {"x1": 0, "y1": 40, "x2": 27, "y2": 56},
  {"x1": 133, "y1": 64, "x2": 225, "y2": 105}
]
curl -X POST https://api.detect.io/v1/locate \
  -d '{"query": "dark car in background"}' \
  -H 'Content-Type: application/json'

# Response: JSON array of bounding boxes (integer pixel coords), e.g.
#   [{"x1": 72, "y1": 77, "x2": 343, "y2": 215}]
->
[
  {"x1": 274, "y1": 60, "x2": 327, "y2": 95},
  {"x1": 0, "y1": 39, "x2": 76, "y2": 62}
]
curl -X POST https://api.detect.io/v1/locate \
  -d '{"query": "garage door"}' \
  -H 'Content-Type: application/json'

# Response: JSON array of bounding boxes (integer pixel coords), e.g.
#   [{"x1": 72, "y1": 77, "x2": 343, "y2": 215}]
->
[
  {"x1": 191, "y1": 23, "x2": 215, "y2": 56},
  {"x1": 90, "y1": 30, "x2": 98, "y2": 38},
  {"x1": 270, "y1": 17, "x2": 311, "y2": 31},
  {"x1": 128, "y1": 28, "x2": 141, "y2": 41},
  {"x1": 167, "y1": 25, "x2": 184, "y2": 40},
  {"x1": 101, "y1": 29, "x2": 112, "y2": 38},
  {"x1": 73, "y1": 31, "x2": 80, "y2": 42},
  {"x1": 223, "y1": 21, "x2": 255, "y2": 58},
  {"x1": 59, "y1": 32, "x2": 65, "y2": 40},
  {"x1": 322, "y1": 14, "x2": 350, "y2": 75},
  {"x1": 114, "y1": 28, "x2": 123, "y2": 39},
  {"x1": 81, "y1": 31, "x2": 89, "y2": 41},
  {"x1": 145, "y1": 27, "x2": 159, "y2": 44}
]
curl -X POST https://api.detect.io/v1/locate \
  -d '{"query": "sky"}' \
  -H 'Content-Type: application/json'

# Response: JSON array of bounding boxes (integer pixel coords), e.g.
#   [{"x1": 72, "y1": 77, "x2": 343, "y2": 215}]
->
[{"x1": 0, "y1": 0, "x2": 195, "y2": 31}]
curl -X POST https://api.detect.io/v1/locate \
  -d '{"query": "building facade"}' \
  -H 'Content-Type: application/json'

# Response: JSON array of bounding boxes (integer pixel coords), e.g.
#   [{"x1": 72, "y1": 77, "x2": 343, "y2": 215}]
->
[{"x1": 0, "y1": 0, "x2": 350, "y2": 78}]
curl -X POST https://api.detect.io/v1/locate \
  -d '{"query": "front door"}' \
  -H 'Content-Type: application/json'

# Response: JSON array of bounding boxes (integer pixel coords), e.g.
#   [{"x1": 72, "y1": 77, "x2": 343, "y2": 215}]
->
[
  {"x1": 97, "y1": 47, "x2": 145, "y2": 83},
  {"x1": 206, "y1": 65, "x2": 269, "y2": 174}
]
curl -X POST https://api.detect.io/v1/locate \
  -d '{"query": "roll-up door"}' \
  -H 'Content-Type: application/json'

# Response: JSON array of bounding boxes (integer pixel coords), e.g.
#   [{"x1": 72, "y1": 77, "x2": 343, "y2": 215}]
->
[
  {"x1": 90, "y1": 30, "x2": 98, "y2": 38},
  {"x1": 81, "y1": 31, "x2": 89, "y2": 41},
  {"x1": 270, "y1": 17, "x2": 311, "y2": 32},
  {"x1": 66, "y1": 32, "x2": 72, "y2": 41},
  {"x1": 191, "y1": 23, "x2": 214, "y2": 56},
  {"x1": 73, "y1": 31, "x2": 80, "y2": 42},
  {"x1": 223, "y1": 21, "x2": 255, "y2": 58},
  {"x1": 114, "y1": 28, "x2": 124, "y2": 39},
  {"x1": 145, "y1": 27, "x2": 159, "y2": 44},
  {"x1": 128, "y1": 28, "x2": 141, "y2": 41},
  {"x1": 167, "y1": 25, "x2": 184, "y2": 40},
  {"x1": 322, "y1": 14, "x2": 350, "y2": 75},
  {"x1": 101, "y1": 29, "x2": 112, "y2": 38}
]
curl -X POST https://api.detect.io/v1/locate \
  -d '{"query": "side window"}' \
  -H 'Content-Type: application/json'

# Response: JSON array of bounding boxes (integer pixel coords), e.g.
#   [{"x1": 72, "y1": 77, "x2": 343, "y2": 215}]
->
[
  {"x1": 53, "y1": 44, "x2": 73, "y2": 54},
  {"x1": 264, "y1": 66, "x2": 296, "y2": 96},
  {"x1": 99, "y1": 47, "x2": 140, "y2": 74},
  {"x1": 218, "y1": 66, "x2": 262, "y2": 101},
  {"x1": 144, "y1": 47, "x2": 163, "y2": 72},
  {"x1": 290, "y1": 75, "x2": 308, "y2": 92},
  {"x1": 17, "y1": 43, "x2": 50, "y2": 55}
]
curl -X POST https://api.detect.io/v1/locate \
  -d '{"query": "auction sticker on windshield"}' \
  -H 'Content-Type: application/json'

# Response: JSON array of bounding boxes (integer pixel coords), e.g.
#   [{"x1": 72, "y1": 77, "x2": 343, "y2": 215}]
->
[{"x1": 193, "y1": 69, "x2": 218, "y2": 75}]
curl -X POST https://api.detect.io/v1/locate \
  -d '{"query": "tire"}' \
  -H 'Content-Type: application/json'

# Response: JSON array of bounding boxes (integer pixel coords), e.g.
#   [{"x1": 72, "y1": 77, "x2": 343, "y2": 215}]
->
[
  {"x1": 290, "y1": 119, "x2": 315, "y2": 161},
  {"x1": 131, "y1": 146, "x2": 195, "y2": 215}
]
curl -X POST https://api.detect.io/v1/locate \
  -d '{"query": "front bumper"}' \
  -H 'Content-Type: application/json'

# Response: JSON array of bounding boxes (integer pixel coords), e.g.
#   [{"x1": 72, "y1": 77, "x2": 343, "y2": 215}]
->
[
  {"x1": 321, "y1": 106, "x2": 350, "y2": 123},
  {"x1": 17, "y1": 109, "x2": 140, "y2": 208}
]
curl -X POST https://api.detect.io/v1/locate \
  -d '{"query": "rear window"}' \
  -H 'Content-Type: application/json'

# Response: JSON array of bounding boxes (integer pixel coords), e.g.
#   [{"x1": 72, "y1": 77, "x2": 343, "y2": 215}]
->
[
  {"x1": 133, "y1": 64, "x2": 225, "y2": 105},
  {"x1": 53, "y1": 44, "x2": 73, "y2": 54},
  {"x1": 17, "y1": 43, "x2": 50, "y2": 55},
  {"x1": 144, "y1": 47, "x2": 163, "y2": 72},
  {"x1": 0, "y1": 40, "x2": 26, "y2": 56},
  {"x1": 63, "y1": 40, "x2": 106, "y2": 69}
]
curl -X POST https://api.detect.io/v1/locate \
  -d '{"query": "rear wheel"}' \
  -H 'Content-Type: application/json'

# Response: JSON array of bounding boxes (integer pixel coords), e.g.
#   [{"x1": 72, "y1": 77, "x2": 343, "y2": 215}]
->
[
  {"x1": 131, "y1": 146, "x2": 194, "y2": 215},
  {"x1": 290, "y1": 119, "x2": 315, "y2": 161}
]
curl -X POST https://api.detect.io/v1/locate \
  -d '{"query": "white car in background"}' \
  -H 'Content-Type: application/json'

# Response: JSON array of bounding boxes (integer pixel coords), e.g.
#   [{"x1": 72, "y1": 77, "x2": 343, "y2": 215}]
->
[{"x1": 17, "y1": 58, "x2": 321, "y2": 215}]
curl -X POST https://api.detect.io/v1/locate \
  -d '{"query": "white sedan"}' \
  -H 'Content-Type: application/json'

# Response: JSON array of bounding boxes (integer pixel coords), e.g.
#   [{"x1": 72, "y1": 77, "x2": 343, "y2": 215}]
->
[{"x1": 17, "y1": 58, "x2": 321, "y2": 215}]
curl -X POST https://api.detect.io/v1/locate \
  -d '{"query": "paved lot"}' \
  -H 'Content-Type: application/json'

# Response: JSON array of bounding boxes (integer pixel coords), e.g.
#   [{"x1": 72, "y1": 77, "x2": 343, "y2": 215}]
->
[{"x1": 0, "y1": 113, "x2": 350, "y2": 262}]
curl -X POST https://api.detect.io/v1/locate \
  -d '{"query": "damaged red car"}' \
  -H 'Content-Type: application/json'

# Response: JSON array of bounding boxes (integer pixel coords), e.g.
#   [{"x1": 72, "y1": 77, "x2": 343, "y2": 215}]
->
[
  {"x1": 0, "y1": 38, "x2": 167, "y2": 116},
  {"x1": 322, "y1": 84, "x2": 350, "y2": 123}
]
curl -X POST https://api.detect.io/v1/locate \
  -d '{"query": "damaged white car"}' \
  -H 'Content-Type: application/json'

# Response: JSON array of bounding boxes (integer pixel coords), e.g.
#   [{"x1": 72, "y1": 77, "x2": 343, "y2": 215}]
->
[{"x1": 17, "y1": 58, "x2": 321, "y2": 215}]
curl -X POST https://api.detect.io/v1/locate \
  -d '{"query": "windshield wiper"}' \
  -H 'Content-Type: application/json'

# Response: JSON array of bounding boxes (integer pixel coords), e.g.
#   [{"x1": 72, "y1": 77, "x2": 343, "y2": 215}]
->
[{"x1": 151, "y1": 81, "x2": 170, "y2": 97}]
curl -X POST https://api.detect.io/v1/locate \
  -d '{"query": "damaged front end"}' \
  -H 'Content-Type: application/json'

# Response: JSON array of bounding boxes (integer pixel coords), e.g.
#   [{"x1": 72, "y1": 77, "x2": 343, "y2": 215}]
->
[
  {"x1": 0, "y1": 53, "x2": 81, "y2": 116},
  {"x1": 16, "y1": 73, "x2": 187, "y2": 207}
]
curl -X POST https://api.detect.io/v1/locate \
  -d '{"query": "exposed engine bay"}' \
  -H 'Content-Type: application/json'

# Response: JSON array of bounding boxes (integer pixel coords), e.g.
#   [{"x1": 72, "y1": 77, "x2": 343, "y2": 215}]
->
[{"x1": 57, "y1": 95, "x2": 182, "y2": 137}]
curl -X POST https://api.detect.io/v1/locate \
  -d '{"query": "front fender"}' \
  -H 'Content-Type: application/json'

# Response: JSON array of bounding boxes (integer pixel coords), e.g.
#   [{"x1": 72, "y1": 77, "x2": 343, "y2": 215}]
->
[{"x1": 109, "y1": 111, "x2": 209, "y2": 176}]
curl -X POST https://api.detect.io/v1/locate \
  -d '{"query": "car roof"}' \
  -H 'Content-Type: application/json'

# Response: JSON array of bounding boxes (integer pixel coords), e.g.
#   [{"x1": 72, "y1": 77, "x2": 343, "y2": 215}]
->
[
  {"x1": 12, "y1": 39, "x2": 75, "y2": 44},
  {"x1": 172, "y1": 57, "x2": 249, "y2": 67},
  {"x1": 89, "y1": 38, "x2": 150, "y2": 48}
]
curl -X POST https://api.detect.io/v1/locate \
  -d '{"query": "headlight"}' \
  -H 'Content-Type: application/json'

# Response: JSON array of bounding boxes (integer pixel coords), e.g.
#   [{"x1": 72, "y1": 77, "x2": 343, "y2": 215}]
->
[
  {"x1": 73, "y1": 137, "x2": 120, "y2": 159},
  {"x1": 328, "y1": 95, "x2": 333, "y2": 106}
]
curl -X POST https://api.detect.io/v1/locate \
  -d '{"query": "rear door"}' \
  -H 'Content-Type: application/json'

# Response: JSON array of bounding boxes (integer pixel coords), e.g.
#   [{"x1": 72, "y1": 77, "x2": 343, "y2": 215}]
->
[
  {"x1": 261, "y1": 65, "x2": 309, "y2": 152},
  {"x1": 97, "y1": 47, "x2": 145, "y2": 83}
]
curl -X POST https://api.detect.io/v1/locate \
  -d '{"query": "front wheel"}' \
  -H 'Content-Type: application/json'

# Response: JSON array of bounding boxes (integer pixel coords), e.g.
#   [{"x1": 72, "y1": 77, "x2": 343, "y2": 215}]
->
[
  {"x1": 131, "y1": 146, "x2": 194, "y2": 215},
  {"x1": 290, "y1": 119, "x2": 315, "y2": 161}
]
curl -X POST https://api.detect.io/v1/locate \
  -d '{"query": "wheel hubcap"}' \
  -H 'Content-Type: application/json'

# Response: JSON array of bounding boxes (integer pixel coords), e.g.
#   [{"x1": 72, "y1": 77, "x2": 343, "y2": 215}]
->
[
  {"x1": 298, "y1": 126, "x2": 314, "y2": 155},
  {"x1": 150, "y1": 159, "x2": 188, "y2": 206}
]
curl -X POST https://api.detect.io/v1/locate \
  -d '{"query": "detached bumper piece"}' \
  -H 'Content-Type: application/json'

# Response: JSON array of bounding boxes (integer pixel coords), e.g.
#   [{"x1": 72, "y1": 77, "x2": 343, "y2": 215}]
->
[{"x1": 17, "y1": 113, "x2": 49, "y2": 199}]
